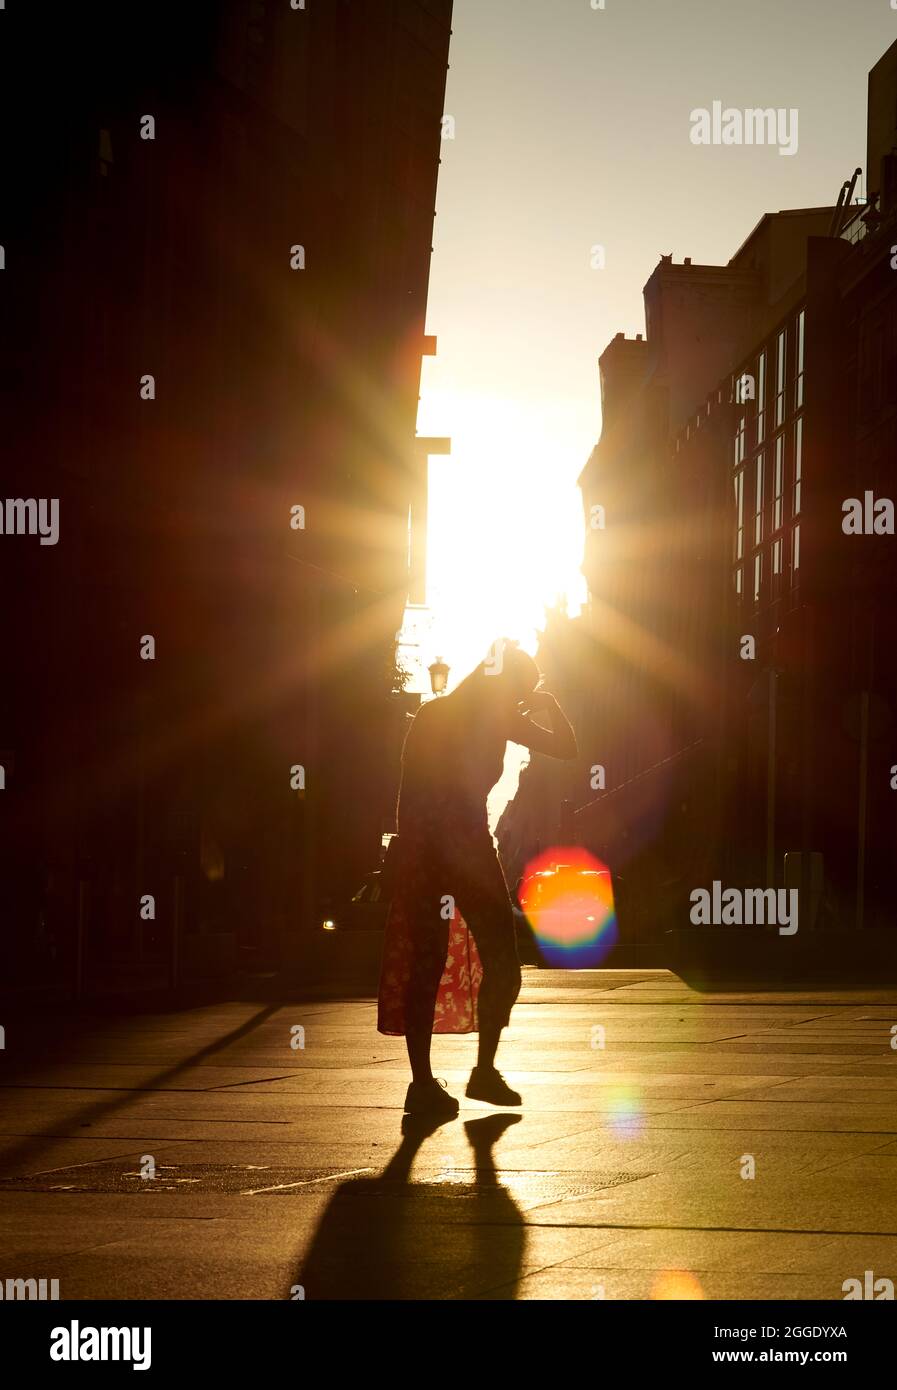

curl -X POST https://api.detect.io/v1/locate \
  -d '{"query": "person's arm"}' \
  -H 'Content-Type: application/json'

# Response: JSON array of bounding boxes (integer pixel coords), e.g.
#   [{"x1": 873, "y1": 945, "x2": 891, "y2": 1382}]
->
[{"x1": 506, "y1": 690, "x2": 578, "y2": 760}]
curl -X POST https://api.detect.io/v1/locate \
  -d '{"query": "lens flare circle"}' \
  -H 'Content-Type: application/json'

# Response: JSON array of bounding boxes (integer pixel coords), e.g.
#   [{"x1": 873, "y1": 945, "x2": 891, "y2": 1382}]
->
[
  {"x1": 651, "y1": 1270, "x2": 705, "y2": 1301},
  {"x1": 605, "y1": 1084, "x2": 644, "y2": 1139},
  {"x1": 519, "y1": 846, "x2": 617, "y2": 967}
]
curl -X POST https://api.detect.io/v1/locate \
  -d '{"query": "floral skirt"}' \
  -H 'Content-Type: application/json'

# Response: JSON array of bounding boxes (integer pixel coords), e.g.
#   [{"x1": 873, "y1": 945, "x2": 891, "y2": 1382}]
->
[{"x1": 377, "y1": 829, "x2": 519, "y2": 1036}]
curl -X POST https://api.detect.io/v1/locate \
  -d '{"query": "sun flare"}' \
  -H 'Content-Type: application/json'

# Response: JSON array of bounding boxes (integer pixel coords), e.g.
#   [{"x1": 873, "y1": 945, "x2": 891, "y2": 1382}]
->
[
  {"x1": 408, "y1": 388, "x2": 588, "y2": 687},
  {"x1": 397, "y1": 388, "x2": 589, "y2": 826}
]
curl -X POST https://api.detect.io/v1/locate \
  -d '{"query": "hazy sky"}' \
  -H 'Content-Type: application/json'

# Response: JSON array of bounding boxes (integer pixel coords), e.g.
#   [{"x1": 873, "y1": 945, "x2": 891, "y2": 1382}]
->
[{"x1": 411, "y1": 0, "x2": 897, "y2": 821}]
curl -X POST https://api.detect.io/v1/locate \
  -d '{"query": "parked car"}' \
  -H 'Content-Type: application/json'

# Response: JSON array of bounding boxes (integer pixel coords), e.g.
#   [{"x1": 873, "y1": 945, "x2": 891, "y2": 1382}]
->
[{"x1": 325, "y1": 871, "x2": 390, "y2": 932}]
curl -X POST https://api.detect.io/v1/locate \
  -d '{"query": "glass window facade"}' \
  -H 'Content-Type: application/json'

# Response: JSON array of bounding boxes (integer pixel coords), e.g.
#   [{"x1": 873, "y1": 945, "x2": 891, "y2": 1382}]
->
[{"x1": 731, "y1": 308, "x2": 804, "y2": 611}]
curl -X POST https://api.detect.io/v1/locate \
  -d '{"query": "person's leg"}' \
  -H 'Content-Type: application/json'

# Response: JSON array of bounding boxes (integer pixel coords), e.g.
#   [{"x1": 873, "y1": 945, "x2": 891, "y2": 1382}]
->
[
  {"x1": 402, "y1": 879, "x2": 455, "y2": 1113},
  {"x1": 390, "y1": 849, "x2": 447, "y2": 1076},
  {"x1": 455, "y1": 855, "x2": 522, "y2": 1102},
  {"x1": 406, "y1": 1023, "x2": 435, "y2": 1084},
  {"x1": 468, "y1": 897, "x2": 521, "y2": 1069},
  {"x1": 476, "y1": 1016, "x2": 503, "y2": 1073},
  {"x1": 404, "y1": 910, "x2": 447, "y2": 1081}
]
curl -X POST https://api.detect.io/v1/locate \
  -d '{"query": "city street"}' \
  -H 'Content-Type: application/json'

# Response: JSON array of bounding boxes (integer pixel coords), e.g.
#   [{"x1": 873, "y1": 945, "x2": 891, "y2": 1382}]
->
[{"x1": 1, "y1": 969, "x2": 896, "y2": 1301}]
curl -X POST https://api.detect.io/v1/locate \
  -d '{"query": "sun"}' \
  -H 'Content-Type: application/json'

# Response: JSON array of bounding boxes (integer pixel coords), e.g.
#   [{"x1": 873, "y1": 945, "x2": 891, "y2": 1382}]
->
[
  {"x1": 399, "y1": 386, "x2": 588, "y2": 827},
  {"x1": 420, "y1": 388, "x2": 587, "y2": 676}
]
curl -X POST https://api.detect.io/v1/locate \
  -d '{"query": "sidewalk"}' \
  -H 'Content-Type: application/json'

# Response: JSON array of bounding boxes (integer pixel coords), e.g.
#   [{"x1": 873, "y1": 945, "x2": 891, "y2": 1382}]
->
[{"x1": 1, "y1": 968, "x2": 896, "y2": 1300}]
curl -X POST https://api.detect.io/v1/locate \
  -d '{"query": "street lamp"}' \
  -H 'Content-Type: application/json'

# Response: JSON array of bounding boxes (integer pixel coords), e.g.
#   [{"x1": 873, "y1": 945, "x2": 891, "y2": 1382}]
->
[{"x1": 428, "y1": 656, "x2": 450, "y2": 696}]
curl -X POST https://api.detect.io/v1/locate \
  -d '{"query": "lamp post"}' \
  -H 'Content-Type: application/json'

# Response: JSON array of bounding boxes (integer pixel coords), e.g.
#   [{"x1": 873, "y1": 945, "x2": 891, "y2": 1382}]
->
[{"x1": 428, "y1": 656, "x2": 450, "y2": 696}]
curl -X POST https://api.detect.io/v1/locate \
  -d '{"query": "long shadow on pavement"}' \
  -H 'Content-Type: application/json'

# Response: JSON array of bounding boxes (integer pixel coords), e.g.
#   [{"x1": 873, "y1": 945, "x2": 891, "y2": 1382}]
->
[{"x1": 296, "y1": 1112, "x2": 525, "y2": 1300}]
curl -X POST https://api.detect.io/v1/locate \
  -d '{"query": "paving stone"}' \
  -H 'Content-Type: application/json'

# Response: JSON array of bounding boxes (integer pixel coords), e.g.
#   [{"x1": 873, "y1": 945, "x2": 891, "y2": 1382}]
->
[{"x1": 1, "y1": 971, "x2": 896, "y2": 1300}]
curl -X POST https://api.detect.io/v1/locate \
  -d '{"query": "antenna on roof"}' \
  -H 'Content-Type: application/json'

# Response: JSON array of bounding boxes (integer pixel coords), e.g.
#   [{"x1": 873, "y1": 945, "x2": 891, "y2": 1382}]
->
[{"x1": 828, "y1": 168, "x2": 863, "y2": 237}]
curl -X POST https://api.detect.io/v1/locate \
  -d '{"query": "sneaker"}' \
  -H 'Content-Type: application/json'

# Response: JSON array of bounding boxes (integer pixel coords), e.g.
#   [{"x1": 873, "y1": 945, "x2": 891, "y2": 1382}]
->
[
  {"x1": 465, "y1": 1066, "x2": 522, "y2": 1107},
  {"x1": 403, "y1": 1077, "x2": 459, "y2": 1119}
]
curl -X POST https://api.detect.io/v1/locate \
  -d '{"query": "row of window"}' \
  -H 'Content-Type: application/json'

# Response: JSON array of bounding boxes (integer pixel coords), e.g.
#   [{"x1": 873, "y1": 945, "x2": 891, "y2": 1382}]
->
[
  {"x1": 677, "y1": 307, "x2": 806, "y2": 450},
  {"x1": 735, "y1": 310, "x2": 804, "y2": 451},
  {"x1": 733, "y1": 310, "x2": 804, "y2": 605}
]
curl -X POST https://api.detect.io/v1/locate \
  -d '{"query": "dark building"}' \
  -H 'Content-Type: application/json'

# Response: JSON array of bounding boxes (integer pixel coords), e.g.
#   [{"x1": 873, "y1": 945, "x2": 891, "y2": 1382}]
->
[
  {"x1": 0, "y1": 1, "x2": 452, "y2": 987},
  {"x1": 501, "y1": 38, "x2": 897, "y2": 949}
]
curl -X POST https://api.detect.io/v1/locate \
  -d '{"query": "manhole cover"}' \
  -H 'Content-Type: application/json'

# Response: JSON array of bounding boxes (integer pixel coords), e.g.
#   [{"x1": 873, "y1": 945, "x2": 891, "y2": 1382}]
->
[
  {"x1": 414, "y1": 1168, "x2": 651, "y2": 1207},
  {"x1": 0, "y1": 1163, "x2": 653, "y2": 1203}
]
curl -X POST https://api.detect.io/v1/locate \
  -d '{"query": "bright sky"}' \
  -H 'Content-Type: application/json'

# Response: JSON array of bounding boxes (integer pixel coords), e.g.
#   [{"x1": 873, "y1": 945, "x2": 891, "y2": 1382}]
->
[{"x1": 410, "y1": 0, "x2": 896, "y2": 824}]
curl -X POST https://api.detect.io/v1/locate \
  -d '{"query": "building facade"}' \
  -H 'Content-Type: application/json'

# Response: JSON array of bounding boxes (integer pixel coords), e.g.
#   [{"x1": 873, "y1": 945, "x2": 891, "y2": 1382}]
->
[
  {"x1": 0, "y1": 0, "x2": 453, "y2": 985},
  {"x1": 501, "y1": 39, "x2": 897, "y2": 947}
]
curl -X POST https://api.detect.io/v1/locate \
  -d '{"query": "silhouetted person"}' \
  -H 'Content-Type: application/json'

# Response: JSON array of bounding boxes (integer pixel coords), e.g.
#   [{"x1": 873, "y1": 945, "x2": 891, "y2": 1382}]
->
[{"x1": 378, "y1": 642, "x2": 577, "y2": 1117}]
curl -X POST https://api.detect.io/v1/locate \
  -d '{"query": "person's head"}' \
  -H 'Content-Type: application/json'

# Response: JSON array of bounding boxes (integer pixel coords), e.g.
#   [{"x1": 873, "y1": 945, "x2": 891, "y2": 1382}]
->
[{"x1": 458, "y1": 638, "x2": 541, "y2": 710}]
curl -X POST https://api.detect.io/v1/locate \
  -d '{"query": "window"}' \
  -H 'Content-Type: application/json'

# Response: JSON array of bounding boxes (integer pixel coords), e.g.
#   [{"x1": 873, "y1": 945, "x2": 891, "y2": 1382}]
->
[
  {"x1": 735, "y1": 415, "x2": 746, "y2": 467},
  {"x1": 753, "y1": 454, "x2": 764, "y2": 546},
  {"x1": 775, "y1": 328, "x2": 787, "y2": 428},
  {"x1": 793, "y1": 416, "x2": 802, "y2": 517},
  {"x1": 757, "y1": 350, "x2": 767, "y2": 444},
  {"x1": 792, "y1": 524, "x2": 800, "y2": 573},
  {"x1": 795, "y1": 310, "x2": 805, "y2": 409},
  {"x1": 773, "y1": 436, "x2": 784, "y2": 531},
  {"x1": 753, "y1": 552, "x2": 763, "y2": 603},
  {"x1": 773, "y1": 537, "x2": 783, "y2": 574},
  {"x1": 735, "y1": 471, "x2": 745, "y2": 559}
]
